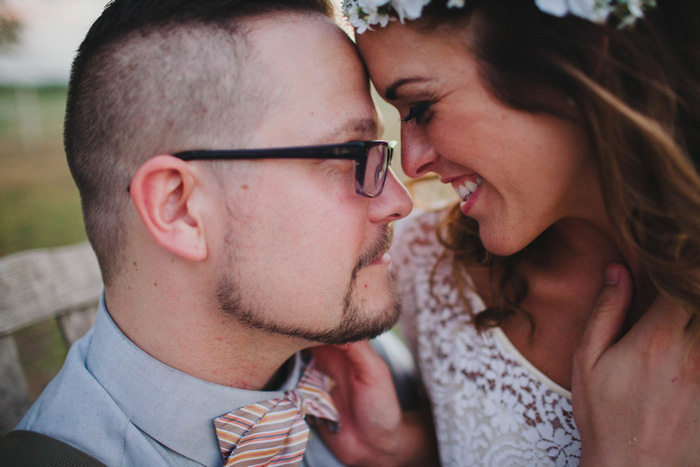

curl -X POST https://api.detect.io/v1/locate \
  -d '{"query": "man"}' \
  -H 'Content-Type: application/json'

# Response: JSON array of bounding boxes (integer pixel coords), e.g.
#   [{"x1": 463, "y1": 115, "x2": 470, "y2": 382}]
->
[{"x1": 11, "y1": 0, "x2": 417, "y2": 465}]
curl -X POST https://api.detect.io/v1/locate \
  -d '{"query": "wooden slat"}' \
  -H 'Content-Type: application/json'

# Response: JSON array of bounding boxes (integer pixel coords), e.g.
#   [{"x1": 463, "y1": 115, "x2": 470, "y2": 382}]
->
[
  {"x1": 57, "y1": 306, "x2": 98, "y2": 347},
  {"x1": 0, "y1": 335, "x2": 30, "y2": 436},
  {"x1": 0, "y1": 243, "x2": 103, "y2": 336}
]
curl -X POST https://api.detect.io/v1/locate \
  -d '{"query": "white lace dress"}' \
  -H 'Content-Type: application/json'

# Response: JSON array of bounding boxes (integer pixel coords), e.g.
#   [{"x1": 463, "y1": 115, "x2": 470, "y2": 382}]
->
[{"x1": 391, "y1": 209, "x2": 581, "y2": 466}]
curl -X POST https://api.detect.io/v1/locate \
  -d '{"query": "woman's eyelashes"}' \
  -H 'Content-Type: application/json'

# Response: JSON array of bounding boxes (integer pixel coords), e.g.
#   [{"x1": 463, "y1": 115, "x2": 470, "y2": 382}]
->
[{"x1": 402, "y1": 100, "x2": 432, "y2": 124}]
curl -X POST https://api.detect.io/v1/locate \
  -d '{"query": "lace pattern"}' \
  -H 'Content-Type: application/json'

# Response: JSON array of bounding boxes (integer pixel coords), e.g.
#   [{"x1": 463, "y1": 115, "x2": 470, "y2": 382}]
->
[{"x1": 391, "y1": 209, "x2": 581, "y2": 466}]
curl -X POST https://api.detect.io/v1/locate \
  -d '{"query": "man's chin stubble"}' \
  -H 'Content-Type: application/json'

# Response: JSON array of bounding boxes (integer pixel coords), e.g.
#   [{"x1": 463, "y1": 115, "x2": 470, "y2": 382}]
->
[
  {"x1": 216, "y1": 224, "x2": 400, "y2": 344},
  {"x1": 215, "y1": 272, "x2": 401, "y2": 345}
]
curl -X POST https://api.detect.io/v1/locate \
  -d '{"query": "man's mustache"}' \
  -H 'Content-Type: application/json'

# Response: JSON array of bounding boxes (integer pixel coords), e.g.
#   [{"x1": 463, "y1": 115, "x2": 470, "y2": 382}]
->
[{"x1": 356, "y1": 227, "x2": 393, "y2": 271}]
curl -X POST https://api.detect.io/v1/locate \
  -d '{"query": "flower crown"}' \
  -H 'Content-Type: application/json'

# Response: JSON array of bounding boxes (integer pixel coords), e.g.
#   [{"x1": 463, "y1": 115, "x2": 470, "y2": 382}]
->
[{"x1": 342, "y1": 0, "x2": 657, "y2": 33}]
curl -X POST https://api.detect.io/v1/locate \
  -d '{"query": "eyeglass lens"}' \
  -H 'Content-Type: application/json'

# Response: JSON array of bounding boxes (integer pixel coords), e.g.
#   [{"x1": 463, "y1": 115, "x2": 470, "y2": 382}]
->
[{"x1": 360, "y1": 144, "x2": 389, "y2": 197}]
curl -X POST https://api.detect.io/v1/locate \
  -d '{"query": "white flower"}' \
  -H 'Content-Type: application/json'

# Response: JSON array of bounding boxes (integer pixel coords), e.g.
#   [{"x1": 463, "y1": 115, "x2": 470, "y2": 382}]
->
[
  {"x1": 619, "y1": 0, "x2": 656, "y2": 26},
  {"x1": 343, "y1": 0, "x2": 656, "y2": 33},
  {"x1": 358, "y1": 0, "x2": 391, "y2": 10},
  {"x1": 352, "y1": 19, "x2": 370, "y2": 34},
  {"x1": 569, "y1": 0, "x2": 603, "y2": 21},
  {"x1": 534, "y1": 0, "x2": 569, "y2": 17},
  {"x1": 366, "y1": 10, "x2": 392, "y2": 28},
  {"x1": 390, "y1": 0, "x2": 431, "y2": 22},
  {"x1": 536, "y1": 0, "x2": 608, "y2": 23},
  {"x1": 346, "y1": 6, "x2": 369, "y2": 33},
  {"x1": 626, "y1": 0, "x2": 645, "y2": 18},
  {"x1": 345, "y1": 0, "x2": 392, "y2": 32},
  {"x1": 589, "y1": 0, "x2": 615, "y2": 23},
  {"x1": 535, "y1": 0, "x2": 655, "y2": 26}
]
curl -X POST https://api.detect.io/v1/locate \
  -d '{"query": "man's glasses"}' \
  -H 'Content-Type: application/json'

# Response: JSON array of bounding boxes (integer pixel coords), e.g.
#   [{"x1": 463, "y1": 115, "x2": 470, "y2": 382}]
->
[{"x1": 173, "y1": 140, "x2": 396, "y2": 198}]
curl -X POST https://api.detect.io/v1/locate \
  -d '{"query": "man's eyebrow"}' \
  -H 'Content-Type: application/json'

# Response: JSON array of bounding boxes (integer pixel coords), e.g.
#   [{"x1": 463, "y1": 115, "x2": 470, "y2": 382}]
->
[
  {"x1": 323, "y1": 118, "x2": 380, "y2": 142},
  {"x1": 385, "y1": 77, "x2": 428, "y2": 101}
]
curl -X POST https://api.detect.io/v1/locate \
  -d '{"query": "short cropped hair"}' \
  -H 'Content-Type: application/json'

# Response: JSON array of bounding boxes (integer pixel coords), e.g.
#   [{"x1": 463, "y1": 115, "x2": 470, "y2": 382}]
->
[{"x1": 65, "y1": 0, "x2": 334, "y2": 285}]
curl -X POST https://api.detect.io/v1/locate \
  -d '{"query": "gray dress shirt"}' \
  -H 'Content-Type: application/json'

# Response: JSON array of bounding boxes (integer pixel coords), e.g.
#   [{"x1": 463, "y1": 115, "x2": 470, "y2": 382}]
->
[{"x1": 16, "y1": 296, "x2": 344, "y2": 467}]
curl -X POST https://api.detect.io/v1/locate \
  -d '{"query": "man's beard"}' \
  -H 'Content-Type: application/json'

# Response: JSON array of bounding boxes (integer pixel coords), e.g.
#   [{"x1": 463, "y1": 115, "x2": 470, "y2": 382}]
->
[{"x1": 215, "y1": 228, "x2": 400, "y2": 344}]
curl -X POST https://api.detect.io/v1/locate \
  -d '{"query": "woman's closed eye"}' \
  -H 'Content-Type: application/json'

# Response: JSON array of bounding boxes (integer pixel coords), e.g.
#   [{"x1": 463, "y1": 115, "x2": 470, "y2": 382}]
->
[{"x1": 402, "y1": 100, "x2": 432, "y2": 124}]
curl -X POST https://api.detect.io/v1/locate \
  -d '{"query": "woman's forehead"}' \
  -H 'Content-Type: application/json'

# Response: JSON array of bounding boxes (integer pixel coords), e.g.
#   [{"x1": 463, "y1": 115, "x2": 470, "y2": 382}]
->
[{"x1": 357, "y1": 24, "x2": 469, "y2": 92}]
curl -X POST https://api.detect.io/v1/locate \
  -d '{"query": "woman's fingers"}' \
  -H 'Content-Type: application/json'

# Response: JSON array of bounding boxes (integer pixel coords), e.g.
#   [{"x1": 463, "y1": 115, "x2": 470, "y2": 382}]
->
[{"x1": 573, "y1": 263, "x2": 633, "y2": 373}]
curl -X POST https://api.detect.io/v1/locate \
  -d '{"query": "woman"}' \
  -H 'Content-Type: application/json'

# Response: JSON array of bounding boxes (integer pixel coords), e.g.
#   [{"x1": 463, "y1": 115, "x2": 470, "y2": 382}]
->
[{"x1": 316, "y1": 0, "x2": 700, "y2": 465}]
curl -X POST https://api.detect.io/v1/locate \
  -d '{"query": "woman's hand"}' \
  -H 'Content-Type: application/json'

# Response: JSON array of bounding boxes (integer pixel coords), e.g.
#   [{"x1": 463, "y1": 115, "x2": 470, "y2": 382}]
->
[
  {"x1": 311, "y1": 341, "x2": 438, "y2": 466},
  {"x1": 573, "y1": 264, "x2": 700, "y2": 466}
]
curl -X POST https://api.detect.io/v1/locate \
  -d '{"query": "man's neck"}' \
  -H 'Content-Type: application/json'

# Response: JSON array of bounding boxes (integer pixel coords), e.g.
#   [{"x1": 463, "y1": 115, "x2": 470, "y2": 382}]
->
[{"x1": 105, "y1": 285, "x2": 310, "y2": 391}]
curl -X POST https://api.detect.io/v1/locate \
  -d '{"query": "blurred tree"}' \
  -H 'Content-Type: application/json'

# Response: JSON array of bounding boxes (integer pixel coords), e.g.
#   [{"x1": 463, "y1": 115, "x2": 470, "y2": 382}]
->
[{"x1": 0, "y1": 0, "x2": 20, "y2": 48}]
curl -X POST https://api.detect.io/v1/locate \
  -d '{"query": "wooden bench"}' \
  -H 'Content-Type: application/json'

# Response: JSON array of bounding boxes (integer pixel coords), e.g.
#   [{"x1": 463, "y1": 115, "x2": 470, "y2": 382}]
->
[{"x1": 0, "y1": 243, "x2": 102, "y2": 436}]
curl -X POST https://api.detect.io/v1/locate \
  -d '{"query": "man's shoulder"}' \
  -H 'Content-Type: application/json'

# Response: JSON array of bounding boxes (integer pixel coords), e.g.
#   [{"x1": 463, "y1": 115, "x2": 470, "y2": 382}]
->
[{"x1": 16, "y1": 335, "x2": 130, "y2": 465}]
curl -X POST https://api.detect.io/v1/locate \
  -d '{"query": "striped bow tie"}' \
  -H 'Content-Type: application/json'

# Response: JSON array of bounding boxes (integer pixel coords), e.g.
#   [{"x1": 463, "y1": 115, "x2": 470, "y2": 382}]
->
[{"x1": 214, "y1": 364, "x2": 340, "y2": 467}]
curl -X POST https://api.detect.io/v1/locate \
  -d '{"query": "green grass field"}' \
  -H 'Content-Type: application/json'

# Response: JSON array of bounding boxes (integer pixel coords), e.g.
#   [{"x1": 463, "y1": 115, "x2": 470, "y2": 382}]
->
[{"x1": 0, "y1": 86, "x2": 86, "y2": 257}]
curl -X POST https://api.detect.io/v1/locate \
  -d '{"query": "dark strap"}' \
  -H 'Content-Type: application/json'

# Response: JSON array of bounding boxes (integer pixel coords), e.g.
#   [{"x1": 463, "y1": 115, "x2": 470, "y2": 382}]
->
[{"x1": 0, "y1": 430, "x2": 107, "y2": 467}]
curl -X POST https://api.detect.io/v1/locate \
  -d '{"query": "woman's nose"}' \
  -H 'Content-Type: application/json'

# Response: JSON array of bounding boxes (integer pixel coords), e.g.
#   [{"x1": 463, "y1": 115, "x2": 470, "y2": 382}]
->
[{"x1": 400, "y1": 122, "x2": 438, "y2": 179}]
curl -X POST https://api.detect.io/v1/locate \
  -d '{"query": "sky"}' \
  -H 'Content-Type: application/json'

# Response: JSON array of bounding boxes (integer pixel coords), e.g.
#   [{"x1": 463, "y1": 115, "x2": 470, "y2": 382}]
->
[
  {"x1": 0, "y1": 0, "x2": 105, "y2": 85},
  {"x1": 0, "y1": 0, "x2": 348, "y2": 86}
]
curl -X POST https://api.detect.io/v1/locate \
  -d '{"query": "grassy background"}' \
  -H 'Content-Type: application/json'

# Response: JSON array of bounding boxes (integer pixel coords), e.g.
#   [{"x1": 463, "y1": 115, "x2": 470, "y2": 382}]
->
[{"x1": 0, "y1": 86, "x2": 86, "y2": 257}]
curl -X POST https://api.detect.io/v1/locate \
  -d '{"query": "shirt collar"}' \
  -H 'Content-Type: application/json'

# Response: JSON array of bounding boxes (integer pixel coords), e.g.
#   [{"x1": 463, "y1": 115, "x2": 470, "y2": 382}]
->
[{"x1": 86, "y1": 296, "x2": 304, "y2": 466}]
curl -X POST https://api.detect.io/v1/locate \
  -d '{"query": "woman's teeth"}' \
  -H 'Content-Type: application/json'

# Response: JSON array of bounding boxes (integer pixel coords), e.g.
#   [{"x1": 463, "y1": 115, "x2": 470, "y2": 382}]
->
[{"x1": 455, "y1": 177, "x2": 483, "y2": 201}]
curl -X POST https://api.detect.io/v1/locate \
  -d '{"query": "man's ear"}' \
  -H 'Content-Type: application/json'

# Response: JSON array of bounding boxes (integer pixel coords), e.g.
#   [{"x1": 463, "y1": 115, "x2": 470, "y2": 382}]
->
[{"x1": 129, "y1": 155, "x2": 208, "y2": 262}]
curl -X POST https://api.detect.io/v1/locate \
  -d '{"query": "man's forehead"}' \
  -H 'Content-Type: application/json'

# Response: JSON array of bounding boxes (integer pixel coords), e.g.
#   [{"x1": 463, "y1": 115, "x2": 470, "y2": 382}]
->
[
  {"x1": 316, "y1": 117, "x2": 381, "y2": 144},
  {"x1": 244, "y1": 12, "x2": 380, "y2": 147},
  {"x1": 245, "y1": 11, "x2": 343, "y2": 50}
]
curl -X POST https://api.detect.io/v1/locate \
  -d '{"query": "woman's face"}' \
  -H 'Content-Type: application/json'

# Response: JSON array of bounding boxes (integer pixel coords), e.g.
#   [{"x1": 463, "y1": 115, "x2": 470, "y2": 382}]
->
[{"x1": 357, "y1": 21, "x2": 606, "y2": 255}]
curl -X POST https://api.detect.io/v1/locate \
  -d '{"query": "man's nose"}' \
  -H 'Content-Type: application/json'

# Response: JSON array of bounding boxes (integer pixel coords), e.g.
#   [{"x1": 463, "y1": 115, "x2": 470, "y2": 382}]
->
[{"x1": 369, "y1": 168, "x2": 413, "y2": 223}]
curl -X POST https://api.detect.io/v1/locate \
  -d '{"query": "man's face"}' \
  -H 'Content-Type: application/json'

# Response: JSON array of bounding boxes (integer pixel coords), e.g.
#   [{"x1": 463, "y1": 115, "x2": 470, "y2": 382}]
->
[{"x1": 210, "y1": 14, "x2": 413, "y2": 344}]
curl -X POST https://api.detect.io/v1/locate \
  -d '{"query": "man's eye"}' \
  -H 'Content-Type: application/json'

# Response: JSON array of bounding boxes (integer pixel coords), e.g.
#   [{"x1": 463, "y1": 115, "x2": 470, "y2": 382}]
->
[
  {"x1": 402, "y1": 101, "x2": 432, "y2": 124},
  {"x1": 327, "y1": 159, "x2": 355, "y2": 174}
]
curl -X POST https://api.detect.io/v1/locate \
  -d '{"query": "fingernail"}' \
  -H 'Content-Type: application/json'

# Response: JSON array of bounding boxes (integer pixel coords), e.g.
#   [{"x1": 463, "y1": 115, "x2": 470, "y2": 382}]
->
[{"x1": 605, "y1": 267, "x2": 620, "y2": 286}]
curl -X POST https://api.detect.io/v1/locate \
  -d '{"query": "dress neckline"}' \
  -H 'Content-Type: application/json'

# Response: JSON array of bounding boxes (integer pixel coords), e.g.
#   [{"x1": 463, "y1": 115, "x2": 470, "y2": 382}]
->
[
  {"x1": 491, "y1": 326, "x2": 572, "y2": 400},
  {"x1": 466, "y1": 266, "x2": 573, "y2": 401}
]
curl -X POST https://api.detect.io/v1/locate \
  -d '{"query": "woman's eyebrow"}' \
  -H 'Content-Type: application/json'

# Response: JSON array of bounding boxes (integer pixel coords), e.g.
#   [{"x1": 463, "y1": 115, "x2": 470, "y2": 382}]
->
[{"x1": 385, "y1": 77, "x2": 429, "y2": 100}]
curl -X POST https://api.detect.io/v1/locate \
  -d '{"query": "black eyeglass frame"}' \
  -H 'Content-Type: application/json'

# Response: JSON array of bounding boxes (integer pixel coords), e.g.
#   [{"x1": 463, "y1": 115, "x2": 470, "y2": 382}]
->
[{"x1": 172, "y1": 140, "x2": 396, "y2": 198}]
